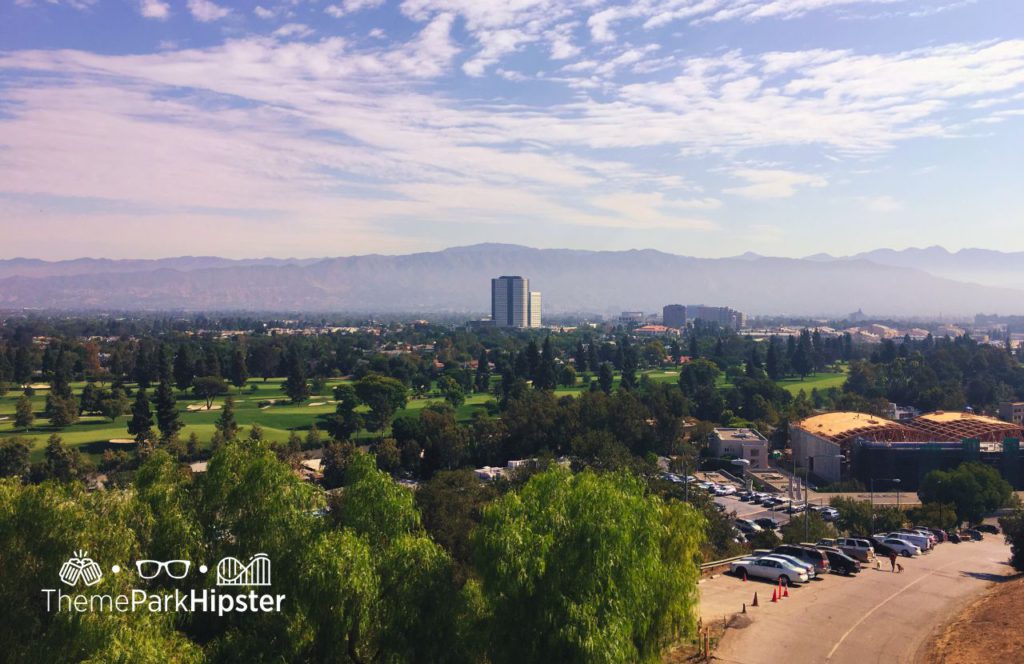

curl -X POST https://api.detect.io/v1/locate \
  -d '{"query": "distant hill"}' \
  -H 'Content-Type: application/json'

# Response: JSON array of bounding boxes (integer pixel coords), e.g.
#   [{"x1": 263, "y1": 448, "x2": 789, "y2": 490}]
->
[
  {"x1": 809, "y1": 246, "x2": 1024, "y2": 290},
  {"x1": 0, "y1": 243, "x2": 1022, "y2": 316}
]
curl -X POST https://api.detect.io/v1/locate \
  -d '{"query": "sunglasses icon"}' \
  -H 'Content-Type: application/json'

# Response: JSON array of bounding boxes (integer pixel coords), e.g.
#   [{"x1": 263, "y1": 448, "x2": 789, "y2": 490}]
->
[{"x1": 135, "y1": 559, "x2": 191, "y2": 580}]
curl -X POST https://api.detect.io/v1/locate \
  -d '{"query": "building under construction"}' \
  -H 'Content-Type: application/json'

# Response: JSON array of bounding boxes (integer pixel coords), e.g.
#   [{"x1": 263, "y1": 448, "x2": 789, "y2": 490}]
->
[{"x1": 790, "y1": 411, "x2": 1024, "y2": 489}]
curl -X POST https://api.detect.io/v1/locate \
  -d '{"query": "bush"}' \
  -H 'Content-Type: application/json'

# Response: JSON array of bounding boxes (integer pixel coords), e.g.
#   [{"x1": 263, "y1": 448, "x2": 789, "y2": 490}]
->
[{"x1": 998, "y1": 509, "x2": 1024, "y2": 572}]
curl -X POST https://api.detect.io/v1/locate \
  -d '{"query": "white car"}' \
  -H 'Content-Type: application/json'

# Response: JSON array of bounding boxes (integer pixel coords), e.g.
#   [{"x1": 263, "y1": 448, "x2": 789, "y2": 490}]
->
[
  {"x1": 752, "y1": 551, "x2": 816, "y2": 579},
  {"x1": 886, "y1": 531, "x2": 931, "y2": 551},
  {"x1": 881, "y1": 537, "x2": 921, "y2": 557},
  {"x1": 899, "y1": 528, "x2": 937, "y2": 547},
  {"x1": 735, "y1": 518, "x2": 763, "y2": 533},
  {"x1": 730, "y1": 556, "x2": 809, "y2": 585}
]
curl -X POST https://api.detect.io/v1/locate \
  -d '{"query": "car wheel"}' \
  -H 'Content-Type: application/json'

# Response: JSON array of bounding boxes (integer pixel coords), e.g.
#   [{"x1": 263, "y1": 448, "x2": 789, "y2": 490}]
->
[
  {"x1": 901, "y1": 550, "x2": 912, "y2": 558},
  {"x1": 735, "y1": 567, "x2": 747, "y2": 579}
]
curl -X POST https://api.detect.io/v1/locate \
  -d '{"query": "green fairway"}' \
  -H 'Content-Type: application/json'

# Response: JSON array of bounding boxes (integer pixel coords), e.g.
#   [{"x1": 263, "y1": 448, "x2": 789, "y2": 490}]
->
[{"x1": 774, "y1": 367, "x2": 848, "y2": 395}]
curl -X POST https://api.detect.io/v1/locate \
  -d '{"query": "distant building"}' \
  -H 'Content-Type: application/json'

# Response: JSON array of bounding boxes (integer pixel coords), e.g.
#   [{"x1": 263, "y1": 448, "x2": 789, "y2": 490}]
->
[
  {"x1": 491, "y1": 276, "x2": 542, "y2": 328},
  {"x1": 687, "y1": 305, "x2": 746, "y2": 330},
  {"x1": 709, "y1": 428, "x2": 769, "y2": 469},
  {"x1": 619, "y1": 311, "x2": 644, "y2": 324},
  {"x1": 887, "y1": 403, "x2": 921, "y2": 421},
  {"x1": 663, "y1": 304, "x2": 687, "y2": 328},
  {"x1": 634, "y1": 324, "x2": 679, "y2": 337},
  {"x1": 999, "y1": 402, "x2": 1024, "y2": 426}
]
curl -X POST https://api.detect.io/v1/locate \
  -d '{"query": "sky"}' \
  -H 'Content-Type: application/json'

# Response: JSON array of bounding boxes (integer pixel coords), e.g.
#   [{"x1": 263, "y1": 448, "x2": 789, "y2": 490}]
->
[{"x1": 1, "y1": 0, "x2": 1023, "y2": 260}]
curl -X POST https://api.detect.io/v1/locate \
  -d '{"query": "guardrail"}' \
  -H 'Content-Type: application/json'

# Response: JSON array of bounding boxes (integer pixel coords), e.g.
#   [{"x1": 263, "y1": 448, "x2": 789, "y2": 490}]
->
[{"x1": 700, "y1": 554, "x2": 748, "y2": 578}]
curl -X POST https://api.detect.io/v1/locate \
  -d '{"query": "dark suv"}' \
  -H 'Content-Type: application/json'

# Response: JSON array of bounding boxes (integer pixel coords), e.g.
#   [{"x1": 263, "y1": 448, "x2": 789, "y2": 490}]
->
[
  {"x1": 773, "y1": 544, "x2": 830, "y2": 575},
  {"x1": 815, "y1": 546, "x2": 861, "y2": 575}
]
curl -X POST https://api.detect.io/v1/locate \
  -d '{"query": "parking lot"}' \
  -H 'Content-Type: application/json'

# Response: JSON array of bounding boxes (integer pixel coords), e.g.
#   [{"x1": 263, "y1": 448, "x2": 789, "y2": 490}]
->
[{"x1": 699, "y1": 521, "x2": 1013, "y2": 664}]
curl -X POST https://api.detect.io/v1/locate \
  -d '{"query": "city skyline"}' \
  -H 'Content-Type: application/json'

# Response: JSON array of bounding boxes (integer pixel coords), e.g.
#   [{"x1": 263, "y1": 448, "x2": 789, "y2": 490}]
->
[{"x1": 2, "y1": 1, "x2": 1024, "y2": 259}]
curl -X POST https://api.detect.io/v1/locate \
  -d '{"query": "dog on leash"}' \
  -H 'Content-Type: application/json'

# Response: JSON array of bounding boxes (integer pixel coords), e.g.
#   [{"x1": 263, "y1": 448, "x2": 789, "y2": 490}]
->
[{"x1": 895, "y1": 562, "x2": 904, "y2": 573}]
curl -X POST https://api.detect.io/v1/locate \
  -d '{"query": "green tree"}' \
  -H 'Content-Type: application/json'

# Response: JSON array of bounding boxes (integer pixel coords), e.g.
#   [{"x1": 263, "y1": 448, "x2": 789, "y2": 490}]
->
[
  {"x1": 918, "y1": 462, "x2": 1013, "y2": 525},
  {"x1": 173, "y1": 343, "x2": 195, "y2": 391},
  {"x1": 619, "y1": 335, "x2": 638, "y2": 390},
  {"x1": 214, "y1": 395, "x2": 239, "y2": 442},
  {"x1": 14, "y1": 394, "x2": 34, "y2": 430},
  {"x1": 44, "y1": 433, "x2": 91, "y2": 482},
  {"x1": 598, "y1": 362, "x2": 614, "y2": 394},
  {"x1": 282, "y1": 349, "x2": 310, "y2": 404},
  {"x1": 438, "y1": 375, "x2": 466, "y2": 409},
  {"x1": 355, "y1": 374, "x2": 408, "y2": 434},
  {"x1": 475, "y1": 348, "x2": 491, "y2": 393},
  {"x1": 780, "y1": 510, "x2": 834, "y2": 544},
  {"x1": 908, "y1": 502, "x2": 958, "y2": 531},
  {"x1": 44, "y1": 393, "x2": 79, "y2": 428},
  {"x1": 998, "y1": 508, "x2": 1024, "y2": 572},
  {"x1": 98, "y1": 387, "x2": 129, "y2": 422},
  {"x1": 474, "y1": 467, "x2": 706, "y2": 664},
  {"x1": 324, "y1": 383, "x2": 363, "y2": 441},
  {"x1": 153, "y1": 377, "x2": 183, "y2": 441},
  {"x1": 128, "y1": 387, "x2": 154, "y2": 444},
  {"x1": 192, "y1": 375, "x2": 228, "y2": 409},
  {"x1": 0, "y1": 437, "x2": 31, "y2": 477},
  {"x1": 533, "y1": 336, "x2": 558, "y2": 390},
  {"x1": 229, "y1": 342, "x2": 249, "y2": 391}
]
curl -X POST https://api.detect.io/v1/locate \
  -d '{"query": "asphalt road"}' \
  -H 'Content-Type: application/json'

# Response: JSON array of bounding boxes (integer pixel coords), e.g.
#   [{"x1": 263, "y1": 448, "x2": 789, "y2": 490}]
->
[{"x1": 700, "y1": 532, "x2": 1013, "y2": 664}]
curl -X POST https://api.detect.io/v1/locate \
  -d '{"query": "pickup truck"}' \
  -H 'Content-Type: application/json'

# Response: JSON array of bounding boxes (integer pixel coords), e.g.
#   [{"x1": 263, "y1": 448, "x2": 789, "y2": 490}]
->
[{"x1": 730, "y1": 556, "x2": 809, "y2": 585}]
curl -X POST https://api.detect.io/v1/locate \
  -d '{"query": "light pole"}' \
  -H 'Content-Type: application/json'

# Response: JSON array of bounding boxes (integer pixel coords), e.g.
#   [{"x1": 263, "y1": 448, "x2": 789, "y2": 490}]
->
[{"x1": 870, "y1": 477, "x2": 900, "y2": 534}]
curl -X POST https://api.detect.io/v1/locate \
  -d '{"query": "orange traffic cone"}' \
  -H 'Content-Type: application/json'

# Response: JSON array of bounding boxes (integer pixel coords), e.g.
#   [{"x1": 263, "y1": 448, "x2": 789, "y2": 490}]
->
[
  {"x1": 742, "y1": 570, "x2": 748, "y2": 582},
  {"x1": 771, "y1": 588, "x2": 778, "y2": 603},
  {"x1": 752, "y1": 592, "x2": 759, "y2": 607},
  {"x1": 783, "y1": 584, "x2": 790, "y2": 598}
]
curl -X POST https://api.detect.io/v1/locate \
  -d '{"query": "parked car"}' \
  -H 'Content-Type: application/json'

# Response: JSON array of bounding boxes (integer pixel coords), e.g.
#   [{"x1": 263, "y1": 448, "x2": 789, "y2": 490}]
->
[
  {"x1": 885, "y1": 531, "x2": 931, "y2": 551},
  {"x1": 835, "y1": 537, "x2": 875, "y2": 563},
  {"x1": 784, "y1": 502, "x2": 807, "y2": 514},
  {"x1": 736, "y1": 490, "x2": 753, "y2": 501},
  {"x1": 819, "y1": 507, "x2": 840, "y2": 521},
  {"x1": 736, "y1": 518, "x2": 763, "y2": 534},
  {"x1": 880, "y1": 537, "x2": 921, "y2": 557},
  {"x1": 815, "y1": 546, "x2": 862, "y2": 575},
  {"x1": 922, "y1": 527, "x2": 948, "y2": 543},
  {"x1": 730, "y1": 556, "x2": 809, "y2": 585},
  {"x1": 947, "y1": 531, "x2": 962, "y2": 544},
  {"x1": 898, "y1": 528, "x2": 936, "y2": 547},
  {"x1": 755, "y1": 517, "x2": 780, "y2": 530},
  {"x1": 751, "y1": 550, "x2": 816, "y2": 579},
  {"x1": 975, "y1": 524, "x2": 1000, "y2": 535},
  {"x1": 773, "y1": 544, "x2": 830, "y2": 575},
  {"x1": 963, "y1": 528, "x2": 984, "y2": 541},
  {"x1": 867, "y1": 536, "x2": 897, "y2": 557}
]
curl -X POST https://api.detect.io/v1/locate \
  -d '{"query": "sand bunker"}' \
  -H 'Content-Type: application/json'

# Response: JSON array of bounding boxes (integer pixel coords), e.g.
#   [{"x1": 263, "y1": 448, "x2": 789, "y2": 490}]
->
[
  {"x1": 186, "y1": 404, "x2": 222, "y2": 412},
  {"x1": 308, "y1": 402, "x2": 327, "y2": 407},
  {"x1": 108, "y1": 438, "x2": 136, "y2": 445},
  {"x1": 28, "y1": 383, "x2": 50, "y2": 390}
]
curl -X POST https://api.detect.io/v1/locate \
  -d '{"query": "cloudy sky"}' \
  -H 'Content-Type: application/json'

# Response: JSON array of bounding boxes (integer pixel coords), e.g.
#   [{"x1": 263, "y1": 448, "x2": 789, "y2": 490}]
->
[{"x1": 1, "y1": 0, "x2": 1023, "y2": 259}]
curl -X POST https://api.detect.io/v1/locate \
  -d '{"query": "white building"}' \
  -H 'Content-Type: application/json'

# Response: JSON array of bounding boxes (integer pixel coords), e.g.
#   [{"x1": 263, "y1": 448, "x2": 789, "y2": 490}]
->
[{"x1": 709, "y1": 428, "x2": 769, "y2": 469}]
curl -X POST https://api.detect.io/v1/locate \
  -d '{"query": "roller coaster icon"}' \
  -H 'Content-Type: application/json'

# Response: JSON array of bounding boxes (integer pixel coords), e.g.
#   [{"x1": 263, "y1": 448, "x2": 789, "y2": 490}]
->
[{"x1": 215, "y1": 553, "x2": 272, "y2": 587}]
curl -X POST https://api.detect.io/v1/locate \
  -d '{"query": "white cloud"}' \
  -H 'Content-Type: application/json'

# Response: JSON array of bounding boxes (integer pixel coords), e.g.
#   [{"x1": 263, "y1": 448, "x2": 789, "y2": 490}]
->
[
  {"x1": 253, "y1": 5, "x2": 275, "y2": 19},
  {"x1": 274, "y1": 24, "x2": 315, "y2": 40},
  {"x1": 139, "y1": 0, "x2": 170, "y2": 20},
  {"x1": 326, "y1": 0, "x2": 386, "y2": 17},
  {"x1": 187, "y1": 0, "x2": 229, "y2": 22},
  {"x1": 863, "y1": 195, "x2": 903, "y2": 212},
  {"x1": 725, "y1": 168, "x2": 828, "y2": 199}
]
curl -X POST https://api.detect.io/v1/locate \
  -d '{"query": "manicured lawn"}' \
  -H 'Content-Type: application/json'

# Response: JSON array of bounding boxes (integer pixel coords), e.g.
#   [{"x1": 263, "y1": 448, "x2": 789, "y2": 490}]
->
[{"x1": 774, "y1": 367, "x2": 848, "y2": 395}]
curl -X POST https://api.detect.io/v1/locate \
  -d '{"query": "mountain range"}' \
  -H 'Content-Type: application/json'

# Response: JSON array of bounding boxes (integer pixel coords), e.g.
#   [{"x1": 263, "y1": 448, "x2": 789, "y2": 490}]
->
[{"x1": 1, "y1": 244, "x2": 1022, "y2": 317}]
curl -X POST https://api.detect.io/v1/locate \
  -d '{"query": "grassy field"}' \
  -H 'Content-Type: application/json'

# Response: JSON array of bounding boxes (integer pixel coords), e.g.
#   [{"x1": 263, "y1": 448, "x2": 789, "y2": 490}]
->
[
  {"x1": 775, "y1": 367, "x2": 849, "y2": 396},
  {"x1": 0, "y1": 365, "x2": 845, "y2": 461}
]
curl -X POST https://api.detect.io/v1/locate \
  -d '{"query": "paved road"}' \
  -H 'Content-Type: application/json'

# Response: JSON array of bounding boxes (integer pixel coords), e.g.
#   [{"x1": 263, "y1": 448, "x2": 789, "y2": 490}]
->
[{"x1": 700, "y1": 534, "x2": 1013, "y2": 664}]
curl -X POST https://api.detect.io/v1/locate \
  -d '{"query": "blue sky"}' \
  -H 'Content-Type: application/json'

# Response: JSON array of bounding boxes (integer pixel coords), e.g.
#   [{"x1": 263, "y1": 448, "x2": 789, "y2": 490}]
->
[{"x1": 1, "y1": 0, "x2": 1023, "y2": 259}]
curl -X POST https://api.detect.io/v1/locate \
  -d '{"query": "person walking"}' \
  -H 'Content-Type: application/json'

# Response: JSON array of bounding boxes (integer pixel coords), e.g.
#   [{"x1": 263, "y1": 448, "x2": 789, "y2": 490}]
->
[{"x1": 889, "y1": 551, "x2": 897, "y2": 573}]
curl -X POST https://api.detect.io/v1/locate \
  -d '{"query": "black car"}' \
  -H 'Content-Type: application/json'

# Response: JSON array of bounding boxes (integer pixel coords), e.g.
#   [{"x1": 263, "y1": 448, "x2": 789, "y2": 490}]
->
[
  {"x1": 774, "y1": 544, "x2": 830, "y2": 574},
  {"x1": 947, "y1": 532, "x2": 962, "y2": 544},
  {"x1": 974, "y1": 524, "x2": 1000, "y2": 535},
  {"x1": 755, "y1": 517, "x2": 780, "y2": 530},
  {"x1": 816, "y1": 547, "x2": 861, "y2": 575},
  {"x1": 963, "y1": 528, "x2": 984, "y2": 540}
]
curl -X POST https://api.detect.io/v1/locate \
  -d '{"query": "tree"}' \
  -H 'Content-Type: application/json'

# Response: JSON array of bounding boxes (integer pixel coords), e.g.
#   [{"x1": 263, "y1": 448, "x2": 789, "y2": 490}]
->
[
  {"x1": 44, "y1": 393, "x2": 79, "y2": 428},
  {"x1": 98, "y1": 387, "x2": 129, "y2": 422},
  {"x1": 791, "y1": 330, "x2": 814, "y2": 379},
  {"x1": 215, "y1": 395, "x2": 239, "y2": 442},
  {"x1": 533, "y1": 336, "x2": 558, "y2": 390},
  {"x1": 153, "y1": 377, "x2": 183, "y2": 441},
  {"x1": 375, "y1": 438, "x2": 401, "y2": 474},
  {"x1": 416, "y1": 469, "x2": 495, "y2": 571},
  {"x1": 14, "y1": 394, "x2": 34, "y2": 430},
  {"x1": 79, "y1": 382, "x2": 102, "y2": 414},
  {"x1": 918, "y1": 462, "x2": 1013, "y2": 525},
  {"x1": 574, "y1": 340, "x2": 588, "y2": 373},
  {"x1": 598, "y1": 362, "x2": 614, "y2": 394},
  {"x1": 355, "y1": 374, "x2": 408, "y2": 434},
  {"x1": 998, "y1": 509, "x2": 1024, "y2": 572},
  {"x1": 128, "y1": 387, "x2": 154, "y2": 444},
  {"x1": 323, "y1": 383, "x2": 363, "y2": 441},
  {"x1": 780, "y1": 510, "x2": 834, "y2": 544},
  {"x1": 766, "y1": 337, "x2": 782, "y2": 380},
  {"x1": 474, "y1": 348, "x2": 491, "y2": 393},
  {"x1": 192, "y1": 375, "x2": 228, "y2": 410},
  {"x1": 908, "y1": 502, "x2": 958, "y2": 532},
  {"x1": 619, "y1": 336, "x2": 638, "y2": 390},
  {"x1": 44, "y1": 433, "x2": 91, "y2": 482},
  {"x1": 282, "y1": 349, "x2": 310, "y2": 404},
  {"x1": 0, "y1": 437, "x2": 30, "y2": 477},
  {"x1": 438, "y1": 375, "x2": 466, "y2": 409},
  {"x1": 173, "y1": 343, "x2": 195, "y2": 391},
  {"x1": 229, "y1": 342, "x2": 249, "y2": 391},
  {"x1": 474, "y1": 468, "x2": 706, "y2": 664}
]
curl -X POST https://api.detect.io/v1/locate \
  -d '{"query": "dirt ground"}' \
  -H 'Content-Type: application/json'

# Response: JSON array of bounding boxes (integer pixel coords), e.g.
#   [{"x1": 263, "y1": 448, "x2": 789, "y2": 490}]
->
[{"x1": 920, "y1": 574, "x2": 1024, "y2": 664}]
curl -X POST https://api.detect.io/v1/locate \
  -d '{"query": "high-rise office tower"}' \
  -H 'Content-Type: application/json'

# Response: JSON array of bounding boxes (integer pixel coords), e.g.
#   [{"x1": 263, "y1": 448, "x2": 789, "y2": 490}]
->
[
  {"x1": 491, "y1": 276, "x2": 541, "y2": 328},
  {"x1": 663, "y1": 304, "x2": 686, "y2": 328}
]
